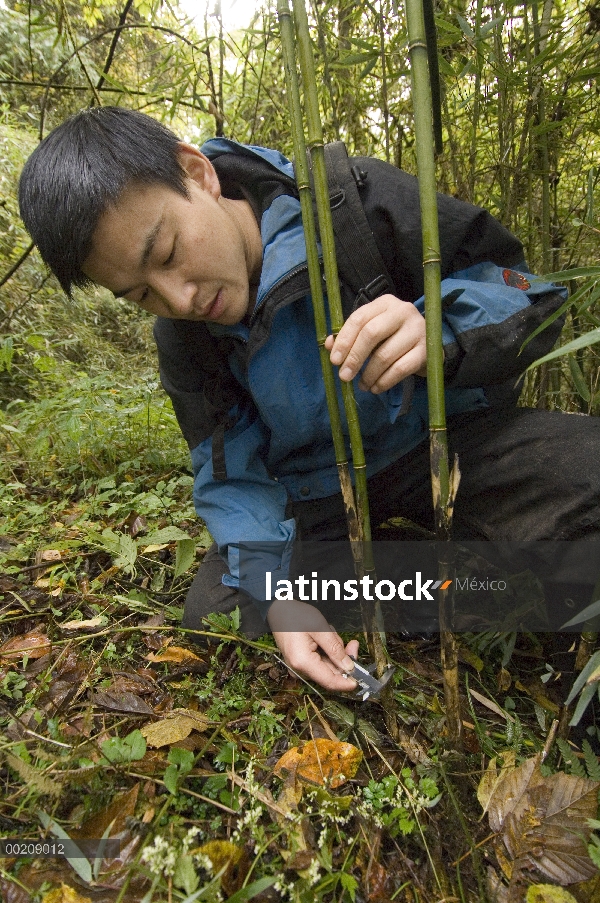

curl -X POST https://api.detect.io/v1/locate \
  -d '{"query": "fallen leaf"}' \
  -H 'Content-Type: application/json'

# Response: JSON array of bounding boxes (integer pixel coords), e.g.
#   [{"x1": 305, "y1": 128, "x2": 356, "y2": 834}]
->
[
  {"x1": 194, "y1": 840, "x2": 249, "y2": 896},
  {"x1": 145, "y1": 645, "x2": 202, "y2": 664},
  {"x1": 41, "y1": 550, "x2": 63, "y2": 561},
  {"x1": 0, "y1": 629, "x2": 51, "y2": 661},
  {"x1": 74, "y1": 784, "x2": 139, "y2": 840},
  {"x1": 457, "y1": 643, "x2": 484, "y2": 672},
  {"x1": 469, "y1": 687, "x2": 515, "y2": 722},
  {"x1": 141, "y1": 709, "x2": 211, "y2": 747},
  {"x1": 273, "y1": 738, "x2": 362, "y2": 789},
  {"x1": 0, "y1": 877, "x2": 31, "y2": 903},
  {"x1": 477, "y1": 751, "x2": 517, "y2": 816},
  {"x1": 41, "y1": 884, "x2": 92, "y2": 903},
  {"x1": 526, "y1": 885, "x2": 579, "y2": 903},
  {"x1": 483, "y1": 754, "x2": 599, "y2": 886},
  {"x1": 284, "y1": 850, "x2": 315, "y2": 871},
  {"x1": 60, "y1": 617, "x2": 105, "y2": 630},
  {"x1": 92, "y1": 689, "x2": 154, "y2": 715}
]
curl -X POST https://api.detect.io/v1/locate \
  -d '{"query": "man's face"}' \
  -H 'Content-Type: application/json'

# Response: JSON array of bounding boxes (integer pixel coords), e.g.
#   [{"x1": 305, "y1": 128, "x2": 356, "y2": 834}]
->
[{"x1": 82, "y1": 145, "x2": 262, "y2": 324}]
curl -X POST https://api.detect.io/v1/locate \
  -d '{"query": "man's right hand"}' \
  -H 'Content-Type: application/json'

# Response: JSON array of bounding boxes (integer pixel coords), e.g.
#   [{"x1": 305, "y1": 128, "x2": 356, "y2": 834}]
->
[{"x1": 267, "y1": 598, "x2": 359, "y2": 692}]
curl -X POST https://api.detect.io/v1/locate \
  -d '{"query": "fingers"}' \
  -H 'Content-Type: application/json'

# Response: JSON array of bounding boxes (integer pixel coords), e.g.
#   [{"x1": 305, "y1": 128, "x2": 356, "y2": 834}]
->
[
  {"x1": 345, "y1": 638, "x2": 360, "y2": 659},
  {"x1": 359, "y1": 335, "x2": 427, "y2": 393},
  {"x1": 272, "y1": 622, "x2": 360, "y2": 692},
  {"x1": 325, "y1": 294, "x2": 426, "y2": 390}
]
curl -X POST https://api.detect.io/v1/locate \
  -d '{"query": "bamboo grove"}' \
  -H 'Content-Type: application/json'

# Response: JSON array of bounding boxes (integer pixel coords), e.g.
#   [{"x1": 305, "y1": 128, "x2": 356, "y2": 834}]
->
[{"x1": 1, "y1": 0, "x2": 599, "y2": 414}]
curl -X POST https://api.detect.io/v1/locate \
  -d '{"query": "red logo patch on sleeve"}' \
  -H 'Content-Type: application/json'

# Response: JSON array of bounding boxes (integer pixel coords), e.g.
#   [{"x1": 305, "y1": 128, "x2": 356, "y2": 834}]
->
[{"x1": 503, "y1": 269, "x2": 531, "y2": 290}]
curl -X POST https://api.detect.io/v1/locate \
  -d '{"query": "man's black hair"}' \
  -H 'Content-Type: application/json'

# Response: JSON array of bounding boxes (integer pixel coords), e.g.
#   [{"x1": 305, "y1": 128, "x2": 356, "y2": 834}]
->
[{"x1": 18, "y1": 107, "x2": 189, "y2": 296}]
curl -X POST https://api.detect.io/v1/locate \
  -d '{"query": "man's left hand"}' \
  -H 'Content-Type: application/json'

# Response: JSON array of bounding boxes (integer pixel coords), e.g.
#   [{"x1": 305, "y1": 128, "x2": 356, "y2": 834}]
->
[{"x1": 324, "y1": 294, "x2": 427, "y2": 393}]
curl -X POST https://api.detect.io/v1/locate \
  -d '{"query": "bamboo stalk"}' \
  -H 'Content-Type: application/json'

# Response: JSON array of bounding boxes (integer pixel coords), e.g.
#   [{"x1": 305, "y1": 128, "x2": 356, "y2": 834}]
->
[
  {"x1": 277, "y1": 0, "x2": 359, "y2": 547},
  {"x1": 278, "y1": 0, "x2": 388, "y2": 678},
  {"x1": 405, "y1": 0, "x2": 462, "y2": 747}
]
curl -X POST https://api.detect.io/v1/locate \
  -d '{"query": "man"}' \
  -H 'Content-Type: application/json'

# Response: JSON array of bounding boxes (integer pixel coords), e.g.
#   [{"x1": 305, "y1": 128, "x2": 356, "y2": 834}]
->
[{"x1": 19, "y1": 107, "x2": 600, "y2": 692}]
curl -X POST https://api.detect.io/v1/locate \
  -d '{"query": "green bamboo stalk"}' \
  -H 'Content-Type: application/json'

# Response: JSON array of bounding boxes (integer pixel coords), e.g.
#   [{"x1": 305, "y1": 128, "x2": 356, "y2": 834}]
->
[
  {"x1": 405, "y1": 0, "x2": 462, "y2": 746},
  {"x1": 277, "y1": 0, "x2": 359, "y2": 548},
  {"x1": 278, "y1": 0, "x2": 388, "y2": 676}
]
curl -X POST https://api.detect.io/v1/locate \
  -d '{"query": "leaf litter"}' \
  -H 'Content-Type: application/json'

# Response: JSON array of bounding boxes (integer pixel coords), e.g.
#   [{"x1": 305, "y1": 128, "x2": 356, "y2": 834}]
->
[{"x1": 1, "y1": 480, "x2": 599, "y2": 902}]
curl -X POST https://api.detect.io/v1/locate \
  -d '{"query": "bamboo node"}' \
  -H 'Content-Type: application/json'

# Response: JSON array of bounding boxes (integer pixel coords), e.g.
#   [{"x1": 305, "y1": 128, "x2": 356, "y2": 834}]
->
[
  {"x1": 422, "y1": 256, "x2": 442, "y2": 266},
  {"x1": 408, "y1": 40, "x2": 428, "y2": 51}
]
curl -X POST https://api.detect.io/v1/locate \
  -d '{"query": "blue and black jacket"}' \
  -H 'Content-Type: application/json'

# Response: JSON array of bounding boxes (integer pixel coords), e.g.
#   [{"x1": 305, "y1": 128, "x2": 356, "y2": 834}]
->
[{"x1": 154, "y1": 140, "x2": 566, "y2": 609}]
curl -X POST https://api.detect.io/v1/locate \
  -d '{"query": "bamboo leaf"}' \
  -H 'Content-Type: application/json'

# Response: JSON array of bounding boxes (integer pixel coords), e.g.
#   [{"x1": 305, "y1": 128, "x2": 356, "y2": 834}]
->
[
  {"x1": 568, "y1": 682, "x2": 597, "y2": 727},
  {"x1": 526, "y1": 328, "x2": 600, "y2": 370},
  {"x1": 568, "y1": 355, "x2": 590, "y2": 402},
  {"x1": 542, "y1": 267, "x2": 600, "y2": 282},
  {"x1": 456, "y1": 13, "x2": 474, "y2": 37},
  {"x1": 565, "y1": 649, "x2": 600, "y2": 705},
  {"x1": 37, "y1": 811, "x2": 92, "y2": 884},
  {"x1": 224, "y1": 877, "x2": 278, "y2": 903}
]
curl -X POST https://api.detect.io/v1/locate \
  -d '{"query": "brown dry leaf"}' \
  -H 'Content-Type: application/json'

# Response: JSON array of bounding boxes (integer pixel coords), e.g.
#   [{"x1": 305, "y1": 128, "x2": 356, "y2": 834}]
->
[
  {"x1": 497, "y1": 667, "x2": 512, "y2": 692},
  {"x1": 284, "y1": 850, "x2": 316, "y2": 872},
  {"x1": 515, "y1": 680, "x2": 561, "y2": 715},
  {"x1": 273, "y1": 738, "x2": 362, "y2": 789},
  {"x1": 194, "y1": 840, "x2": 249, "y2": 896},
  {"x1": 485, "y1": 754, "x2": 599, "y2": 886},
  {"x1": 141, "y1": 709, "x2": 211, "y2": 747},
  {"x1": 145, "y1": 645, "x2": 202, "y2": 664},
  {"x1": 477, "y1": 751, "x2": 517, "y2": 816},
  {"x1": 0, "y1": 629, "x2": 51, "y2": 661},
  {"x1": 92, "y1": 689, "x2": 154, "y2": 715},
  {"x1": 75, "y1": 784, "x2": 139, "y2": 840},
  {"x1": 0, "y1": 877, "x2": 31, "y2": 903},
  {"x1": 41, "y1": 884, "x2": 92, "y2": 903},
  {"x1": 469, "y1": 687, "x2": 515, "y2": 722},
  {"x1": 41, "y1": 550, "x2": 63, "y2": 562},
  {"x1": 487, "y1": 754, "x2": 542, "y2": 834},
  {"x1": 60, "y1": 617, "x2": 105, "y2": 630}
]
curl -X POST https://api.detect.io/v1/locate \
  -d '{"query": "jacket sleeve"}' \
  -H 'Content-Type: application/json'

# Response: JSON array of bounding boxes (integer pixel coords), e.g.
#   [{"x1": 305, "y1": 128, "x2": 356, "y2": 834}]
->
[
  {"x1": 412, "y1": 262, "x2": 567, "y2": 387},
  {"x1": 352, "y1": 157, "x2": 566, "y2": 388}
]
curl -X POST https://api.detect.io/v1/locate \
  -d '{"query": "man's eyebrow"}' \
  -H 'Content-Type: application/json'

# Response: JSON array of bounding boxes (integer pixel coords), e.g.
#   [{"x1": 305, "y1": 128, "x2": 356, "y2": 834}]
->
[{"x1": 112, "y1": 216, "x2": 164, "y2": 299}]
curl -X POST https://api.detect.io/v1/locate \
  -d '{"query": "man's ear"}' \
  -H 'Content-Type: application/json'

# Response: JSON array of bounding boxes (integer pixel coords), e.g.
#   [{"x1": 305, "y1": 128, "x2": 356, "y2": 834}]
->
[{"x1": 176, "y1": 143, "x2": 221, "y2": 199}]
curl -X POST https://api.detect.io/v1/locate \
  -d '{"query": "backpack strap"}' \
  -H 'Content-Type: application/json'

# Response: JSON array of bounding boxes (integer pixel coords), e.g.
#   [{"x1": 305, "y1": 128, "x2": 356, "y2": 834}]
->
[
  {"x1": 322, "y1": 142, "x2": 395, "y2": 314},
  {"x1": 316, "y1": 141, "x2": 414, "y2": 414}
]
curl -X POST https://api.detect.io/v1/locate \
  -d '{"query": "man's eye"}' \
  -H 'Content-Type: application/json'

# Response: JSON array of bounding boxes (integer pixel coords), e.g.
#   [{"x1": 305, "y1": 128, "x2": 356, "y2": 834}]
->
[
  {"x1": 139, "y1": 288, "x2": 149, "y2": 303},
  {"x1": 164, "y1": 246, "x2": 175, "y2": 266}
]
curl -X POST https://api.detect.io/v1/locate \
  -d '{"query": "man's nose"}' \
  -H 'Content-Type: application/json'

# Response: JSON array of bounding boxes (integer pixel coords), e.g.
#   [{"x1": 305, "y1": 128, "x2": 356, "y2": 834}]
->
[{"x1": 152, "y1": 275, "x2": 195, "y2": 317}]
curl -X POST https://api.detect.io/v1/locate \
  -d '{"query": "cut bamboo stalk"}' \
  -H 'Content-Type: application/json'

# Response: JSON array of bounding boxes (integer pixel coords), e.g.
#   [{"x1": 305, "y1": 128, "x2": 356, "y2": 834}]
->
[
  {"x1": 278, "y1": 0, "x2": 388, "y2": 677},
  {"x1": 405, "y1": 0, "x2": 462, "y2": 746}
]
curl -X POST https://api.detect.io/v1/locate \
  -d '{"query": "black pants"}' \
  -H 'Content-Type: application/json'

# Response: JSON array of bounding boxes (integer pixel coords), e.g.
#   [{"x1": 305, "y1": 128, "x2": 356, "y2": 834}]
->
[{"x1": 183, "y1": 407, "x2": 600, "y2": 638}]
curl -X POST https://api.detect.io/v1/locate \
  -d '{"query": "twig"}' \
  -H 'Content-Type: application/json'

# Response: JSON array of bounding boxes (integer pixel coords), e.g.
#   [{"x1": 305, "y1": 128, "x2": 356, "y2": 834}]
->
[{"x1": 0, "y1": 243, "x2": 34, "y2": 291}]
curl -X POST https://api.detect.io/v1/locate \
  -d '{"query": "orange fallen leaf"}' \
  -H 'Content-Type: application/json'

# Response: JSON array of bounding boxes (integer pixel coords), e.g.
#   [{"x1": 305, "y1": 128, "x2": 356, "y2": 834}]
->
[
  {"x1": 273, "y1": 738, "x2": 362, "y2": 789},
  {"x1": 145, "y1": 646, "x2": 202, "y2": 664},
  {"x1": 0, "y1": 628, "x2": 51, "y2": 661}
]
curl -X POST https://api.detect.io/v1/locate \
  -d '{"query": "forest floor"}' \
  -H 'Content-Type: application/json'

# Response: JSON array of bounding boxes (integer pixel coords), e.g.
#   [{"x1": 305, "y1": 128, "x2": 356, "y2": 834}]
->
[
  {"x1": 1, "y1": 311, "x2": 600, "y2": 903},
  {"x1": 1, "y1": 458, "x2": 600, "y2": 903}
]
